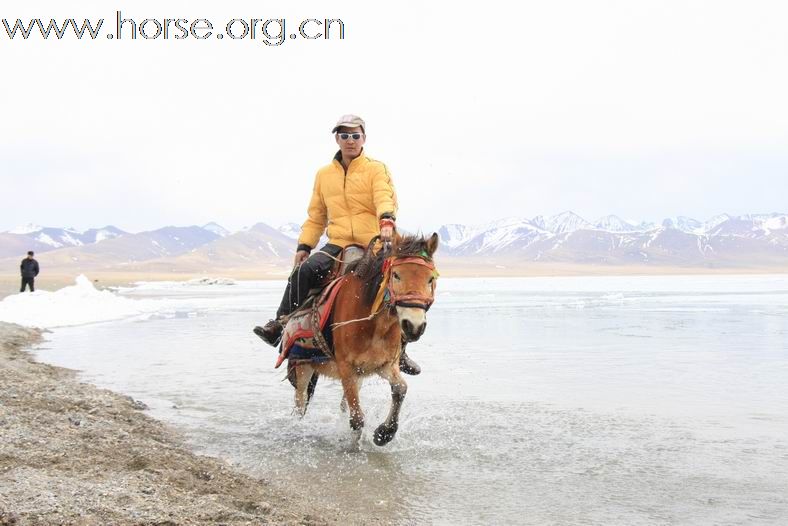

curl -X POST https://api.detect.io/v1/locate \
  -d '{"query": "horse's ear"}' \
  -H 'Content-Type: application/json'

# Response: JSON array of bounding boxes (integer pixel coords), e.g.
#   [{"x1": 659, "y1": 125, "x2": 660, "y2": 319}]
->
[{"x1": 426, "y1": 232, "x2": 439, "y2": 255}]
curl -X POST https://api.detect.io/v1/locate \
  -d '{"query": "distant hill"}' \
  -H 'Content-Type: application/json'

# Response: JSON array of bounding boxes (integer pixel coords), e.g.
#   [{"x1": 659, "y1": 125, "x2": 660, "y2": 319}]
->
[
  {"x1": 0, "y1": 233, "x2": 54, "y2": 259},
  {"x1": 124, "y1": 223, "x2": 295, "y2": 273},
  {"x1": 0, "y1": 225, "x2": 127, "y2": 258},
  {"x1": 2, "y1": 213, "x2": 787, "y2": 276},
  {"x1": 2, "y1": 225, "x2": 221, "y2": 272}
]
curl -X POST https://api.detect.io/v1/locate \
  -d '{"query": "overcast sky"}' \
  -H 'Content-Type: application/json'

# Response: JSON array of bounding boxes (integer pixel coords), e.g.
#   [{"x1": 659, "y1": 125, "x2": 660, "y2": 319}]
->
[{"x1": 2, "y1": 0, "x2": 787, "y2": 235}]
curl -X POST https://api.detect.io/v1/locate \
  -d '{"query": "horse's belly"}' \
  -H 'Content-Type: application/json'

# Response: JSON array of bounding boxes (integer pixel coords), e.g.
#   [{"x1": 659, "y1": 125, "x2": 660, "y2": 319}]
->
[
  {"x1": 349, "y1": 348, "x2": 396, "y2": 375},
  {"x1": 313, "y1": 361, "x2": 340, "y2": 379},
  {"x1": 333, "y1": 332, "x2": 399, "y2": 375}
]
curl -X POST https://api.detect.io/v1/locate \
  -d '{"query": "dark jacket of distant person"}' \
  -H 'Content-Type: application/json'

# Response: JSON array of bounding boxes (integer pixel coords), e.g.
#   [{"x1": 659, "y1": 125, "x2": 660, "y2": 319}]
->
[{"x1": 20, "y1": 257, "x2": 39, "y2": 278}]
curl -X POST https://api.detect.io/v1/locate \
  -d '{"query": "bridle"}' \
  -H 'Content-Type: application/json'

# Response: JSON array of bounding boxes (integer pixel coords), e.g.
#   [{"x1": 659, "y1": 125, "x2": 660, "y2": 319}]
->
[{"x1": 383, "y1": 256, "x2": 437, "y2": 311}]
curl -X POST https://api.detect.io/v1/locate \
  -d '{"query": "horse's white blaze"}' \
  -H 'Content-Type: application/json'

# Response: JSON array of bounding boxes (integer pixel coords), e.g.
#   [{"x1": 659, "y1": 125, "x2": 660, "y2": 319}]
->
[{"x1": 396, "y1": 306, "x2": 427, "y2": 329}]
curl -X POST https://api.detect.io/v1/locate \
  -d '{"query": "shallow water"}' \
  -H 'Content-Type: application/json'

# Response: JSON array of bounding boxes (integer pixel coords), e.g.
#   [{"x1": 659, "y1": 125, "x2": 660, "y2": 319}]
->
[{"x1": 35, "y1": 276, "x2": 788, "y2": 525}]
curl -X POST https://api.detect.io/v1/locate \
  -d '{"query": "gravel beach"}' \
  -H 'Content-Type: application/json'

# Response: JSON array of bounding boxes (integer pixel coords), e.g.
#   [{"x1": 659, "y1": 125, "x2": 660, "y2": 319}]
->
[{"x1": 0, "y1": 322, "x2": 331, "y2": 525}]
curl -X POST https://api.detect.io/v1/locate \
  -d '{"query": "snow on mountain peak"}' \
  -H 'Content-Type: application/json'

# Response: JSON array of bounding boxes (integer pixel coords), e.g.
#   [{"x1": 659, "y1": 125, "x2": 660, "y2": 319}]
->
[
  {"x1": 437, "y1": 223, "x2": 475, "y2": 248},
  {"x1": 94, "y1": 231, "x2": 112, "y2": 243},
  {"x1": 704, "y1": 214, "x2": 732, "y2": 231},
  {"x1": 202, "y1": 222, "x2": 230, "y2": 237},
  {"x1": 8, "y1": 223, "x2": 43, "y2": 235},
  {"x1": 545, "y1": 211, "x2": 593, "y2": 234},
  {"x1": 530, "y1": 215, "x2": 547, "y2": 230},
  {"x1": 759, "y1": 215, "x2": 788, "y2": 235},
  {"x1": 36, "y1": 233, "x2": 63, "y2": 248},
  {"x1": 594, "y1": 215, "x2": 637, "y2": 232},
  {"x1": 662, "y1": 216, "x2": 703, "y2": 234},
  {"x1": 277, "y1": 222, "x2": 302, "y2": 239}
]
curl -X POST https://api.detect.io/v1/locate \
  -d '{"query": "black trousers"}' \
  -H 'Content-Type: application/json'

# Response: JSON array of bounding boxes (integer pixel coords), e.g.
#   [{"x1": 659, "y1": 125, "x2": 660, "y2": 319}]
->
[
  {"x1": 20, "y1": 277, "x2": 35, "y2": 292},
  {"x1": 276, "y1": 244, "x2": 342, "y2": 318}
]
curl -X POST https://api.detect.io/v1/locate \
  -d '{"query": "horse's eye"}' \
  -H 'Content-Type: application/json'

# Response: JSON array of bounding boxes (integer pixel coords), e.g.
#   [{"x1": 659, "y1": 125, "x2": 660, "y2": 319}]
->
[
  {"x1": 428, "y1": 276, "x2": 434, "y2": 284},
  {"x1": 392, "y1": 272, "x2": 400, "y2": 282}
]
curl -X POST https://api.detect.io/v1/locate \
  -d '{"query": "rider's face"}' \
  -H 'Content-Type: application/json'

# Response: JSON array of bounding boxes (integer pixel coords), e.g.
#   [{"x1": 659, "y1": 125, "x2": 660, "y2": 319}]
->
[{"x1": 335, "y1": 126, "x2": 365, "y2": 160}]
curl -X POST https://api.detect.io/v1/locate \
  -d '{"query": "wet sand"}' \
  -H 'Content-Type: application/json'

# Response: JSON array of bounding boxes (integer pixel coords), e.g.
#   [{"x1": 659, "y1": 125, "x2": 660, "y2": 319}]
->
[{"x1": 0, "y1": 321, "x2": 334, "y2": 526}]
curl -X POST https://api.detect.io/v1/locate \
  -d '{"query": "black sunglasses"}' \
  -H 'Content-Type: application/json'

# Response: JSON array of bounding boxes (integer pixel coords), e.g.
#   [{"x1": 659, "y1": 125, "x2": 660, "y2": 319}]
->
[{"x1": 338, "y1": 133, "x2": 363, "y2": 140}]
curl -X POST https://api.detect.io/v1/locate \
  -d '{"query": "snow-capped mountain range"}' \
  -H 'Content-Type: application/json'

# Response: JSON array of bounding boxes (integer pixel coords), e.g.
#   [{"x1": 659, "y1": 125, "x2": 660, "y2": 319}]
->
[
  {"x1": 435, "y1": 211, "x2": 788, "y2": 265},
  {"x1": 0, "y1": 224, "x2": 219, "y2": 260},
  {"x1": 2, "y1": 212, "x2": 787, "y2": 268},
  {"x1": 7, "y1": 224, "x2": 127, "y2": 249}
]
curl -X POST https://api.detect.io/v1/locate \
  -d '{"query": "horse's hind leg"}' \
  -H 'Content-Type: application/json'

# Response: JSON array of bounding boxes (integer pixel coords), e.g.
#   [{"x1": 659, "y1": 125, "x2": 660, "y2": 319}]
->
[
  {"x1": 293, "y1": 364, "x2": 316, "y2": 417},
  {"x1": 374, "y1": 365, "x2": 408, "y2": 446},
  {"x1": 306, "y1": 372, "x2": 318, "y2": 405}
]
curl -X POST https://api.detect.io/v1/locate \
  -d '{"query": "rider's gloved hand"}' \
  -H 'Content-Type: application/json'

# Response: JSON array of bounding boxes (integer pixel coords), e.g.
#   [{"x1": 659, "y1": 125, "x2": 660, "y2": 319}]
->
[
  {"x1": 294, "y1": 244, "x2": 311, "y2": 266},
  {"x1": 380, "y1": 218, "x2": 395, "y2": 242},
  {"x1": 294, "y1": 250, "x2": 309, "y2": 266}
]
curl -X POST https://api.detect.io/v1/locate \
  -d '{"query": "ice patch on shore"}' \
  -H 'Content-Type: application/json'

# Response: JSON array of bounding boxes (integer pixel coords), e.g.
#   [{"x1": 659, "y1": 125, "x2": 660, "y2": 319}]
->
[
  {"x1": 0, "y1": 275, "x2": 166, "y2": 328},
  {"x1": 113, "y1": 278, "x2": 284, "y2": 295},
  {"x1": 121, "y1": 277, "x2": 238, "y2": 291}
]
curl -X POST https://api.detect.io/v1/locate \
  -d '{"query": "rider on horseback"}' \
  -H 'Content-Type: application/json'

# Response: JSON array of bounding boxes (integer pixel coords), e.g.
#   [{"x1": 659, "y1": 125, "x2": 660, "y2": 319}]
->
[{"x1": 255, "y1": 114, "x2": 421, "y2": 375}]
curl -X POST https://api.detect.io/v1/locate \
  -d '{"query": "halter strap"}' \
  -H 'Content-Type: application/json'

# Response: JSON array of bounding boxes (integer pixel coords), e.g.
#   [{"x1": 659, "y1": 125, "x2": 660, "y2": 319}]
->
[
  {"x1": 371, "y1": 255, "x2": 438, "y2": 314},
  {"x1": 389, "y1": 256, "x2": 436, "y2": 270},
  {"x1": 384, "y1": 256, "x2": 437, "y2": 311}
]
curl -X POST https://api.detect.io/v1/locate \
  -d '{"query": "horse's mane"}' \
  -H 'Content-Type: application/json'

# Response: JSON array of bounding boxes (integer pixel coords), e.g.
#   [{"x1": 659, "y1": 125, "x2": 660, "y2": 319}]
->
[{"x1": 345, "y1": 235, "x2": 434, "y2": 306}]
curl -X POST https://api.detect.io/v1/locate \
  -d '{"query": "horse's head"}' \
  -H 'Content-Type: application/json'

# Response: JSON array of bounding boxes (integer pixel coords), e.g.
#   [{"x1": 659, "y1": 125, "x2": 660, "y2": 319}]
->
[{"x1": 387, "y1": 232, "x2": 439, "y2": 342}]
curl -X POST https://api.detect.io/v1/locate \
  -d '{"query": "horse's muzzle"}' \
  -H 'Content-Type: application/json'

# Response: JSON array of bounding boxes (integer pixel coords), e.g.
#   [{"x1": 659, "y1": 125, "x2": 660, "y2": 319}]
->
[{"x1": 401, "y1": 319, "x2": 426, "y2": 342}]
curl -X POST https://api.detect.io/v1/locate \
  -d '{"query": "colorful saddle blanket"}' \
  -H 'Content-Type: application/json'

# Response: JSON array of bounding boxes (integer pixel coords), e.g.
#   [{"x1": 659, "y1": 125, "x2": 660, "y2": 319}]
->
[{"x1": 275, "y1": 276, "x2": 347, "y2": 368}]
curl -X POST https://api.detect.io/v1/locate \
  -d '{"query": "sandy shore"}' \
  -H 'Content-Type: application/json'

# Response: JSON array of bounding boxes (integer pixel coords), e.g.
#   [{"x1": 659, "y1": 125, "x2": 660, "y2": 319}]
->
[{"x1": 0, "y1": 322, "x2": 332, "y2": 526}]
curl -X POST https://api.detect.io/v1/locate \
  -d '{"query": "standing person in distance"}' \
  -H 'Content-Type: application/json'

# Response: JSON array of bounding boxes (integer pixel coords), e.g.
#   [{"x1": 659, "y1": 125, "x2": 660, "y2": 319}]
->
[{"x1": 20, "y1": 251, "x2": 39, "y2": 292}]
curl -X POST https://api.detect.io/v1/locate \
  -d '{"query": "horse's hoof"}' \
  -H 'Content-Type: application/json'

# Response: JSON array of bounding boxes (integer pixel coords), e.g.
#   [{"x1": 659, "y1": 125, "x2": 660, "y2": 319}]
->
[
  {"x1": 351, "y1": 428, "x2": 362, "y2": 449},
  {"x1": 373, "y1": 423, "x2": 398, "y2": 446}
]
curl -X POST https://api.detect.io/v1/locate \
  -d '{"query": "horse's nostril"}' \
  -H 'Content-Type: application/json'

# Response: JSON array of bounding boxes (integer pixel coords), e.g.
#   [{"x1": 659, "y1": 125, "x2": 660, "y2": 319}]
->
[{"x1": 401, "y1": 319, "x2": 426, "y2": 341}]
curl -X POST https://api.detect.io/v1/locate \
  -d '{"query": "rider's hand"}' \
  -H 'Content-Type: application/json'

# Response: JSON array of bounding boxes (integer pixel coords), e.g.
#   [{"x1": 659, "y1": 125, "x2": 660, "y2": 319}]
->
[
  {"x1": 380, "y1": 224, "x2": 394, "y2": 242},
  {"x1": 293, "y1": 250, "x2": 309, "y2": 266},
  {"x1": 380, "y1": 218, "x2": 395, "y2": 243}
]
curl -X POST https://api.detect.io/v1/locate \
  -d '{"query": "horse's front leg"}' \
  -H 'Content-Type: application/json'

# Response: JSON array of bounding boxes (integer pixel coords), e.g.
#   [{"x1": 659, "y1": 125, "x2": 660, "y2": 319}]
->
[
  {"x1": 374, "y1": 363, "x2": 408, "y2": 446},
  {"x1": 339, "y1": 376, "x2": 360, "y2": 414},
  {"x1": 339, "y1": 365, "x2": 364, "y2": 443}
]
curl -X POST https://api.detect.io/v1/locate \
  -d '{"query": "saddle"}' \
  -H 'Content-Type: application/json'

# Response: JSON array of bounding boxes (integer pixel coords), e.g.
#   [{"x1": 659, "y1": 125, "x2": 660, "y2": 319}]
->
[{"x1": 275, "y1": 244, "x2": 365, "y2": 368}]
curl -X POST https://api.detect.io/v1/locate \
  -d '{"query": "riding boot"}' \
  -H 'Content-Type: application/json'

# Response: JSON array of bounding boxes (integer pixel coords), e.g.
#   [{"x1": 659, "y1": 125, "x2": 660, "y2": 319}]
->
[
  {"x1": 254, "y1": 319, "x2": 283, "y2": 347},
  {"x1": 399, "y1": 344, "x2": 421, "y2": 376}
]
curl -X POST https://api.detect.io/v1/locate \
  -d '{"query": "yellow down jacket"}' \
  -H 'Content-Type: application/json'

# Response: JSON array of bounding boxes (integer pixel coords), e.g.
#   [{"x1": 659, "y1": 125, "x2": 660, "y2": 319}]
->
[{"x1": 298, "y1": 151, "x2": 398, "y2": 249}]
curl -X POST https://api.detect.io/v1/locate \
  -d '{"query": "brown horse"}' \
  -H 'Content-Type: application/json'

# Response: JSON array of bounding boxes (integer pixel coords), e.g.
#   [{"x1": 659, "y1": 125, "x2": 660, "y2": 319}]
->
[{"x1": 291, "y1": 232, "x2": 439, "y2": 445}]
